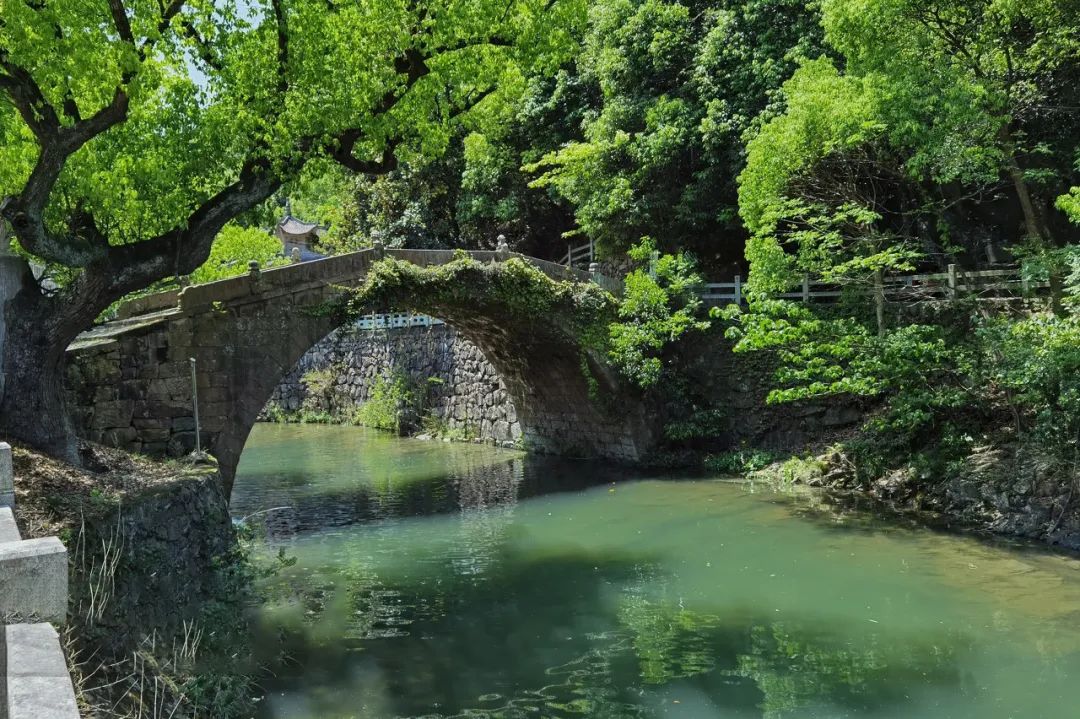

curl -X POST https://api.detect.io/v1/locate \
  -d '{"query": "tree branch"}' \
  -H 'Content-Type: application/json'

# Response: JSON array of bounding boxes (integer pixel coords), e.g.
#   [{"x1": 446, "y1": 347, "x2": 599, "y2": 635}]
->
[
  {"x1": 110, "y1": 159, "x2": 284, "y2": 287},
  {"x1": 0, "y1": 56, "x2": 61, "y2": 141},
  {"x1": 180, "y1": 18, "x2": 223, "y2": 71},
  {"x1": 271, "y1": 0, "x2": 290, "y2": 96},
  {"x1": 107, "y1": 0, "x2": 135, "y2": 43}
]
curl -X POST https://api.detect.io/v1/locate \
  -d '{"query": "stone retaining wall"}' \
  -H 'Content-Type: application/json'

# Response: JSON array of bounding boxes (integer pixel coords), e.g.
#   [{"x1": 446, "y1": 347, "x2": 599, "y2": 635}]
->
[{"x1": 263, "y1": 323, "x2": 522, "y2": 445}]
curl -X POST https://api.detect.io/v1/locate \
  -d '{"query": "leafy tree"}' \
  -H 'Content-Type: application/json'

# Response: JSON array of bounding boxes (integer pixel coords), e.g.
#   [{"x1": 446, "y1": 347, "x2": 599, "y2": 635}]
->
[
  {"x1": 1060, "y1": 188, "x2": 1080, "y2": 226},
  {"x1": 728, "y1": 0, "x2": 1080, "y2": 489},
  {"x1": 608, "y1": 238, "x2": 710, "y2": 387},
  {"x1": 330, "y1": 152, "x2": 468, "y2": 252},
  {"x1": 188, "y1": 224, "x2": 286, "y2": 285},
  {"x1": 528, "y1": 0, "x2": 825, "y2": 261},
  {"x1": 0, "y1": 0, "x2": 585, "y2": 462},
  {"x1": 335, "y1": 66, "x2": 589, "y2": 257},
  {"x1": 323, "y1": 0, "x2": 824, "y2": 265},
  {"x1": 820, "y1": 0, "x2": 1080, "y2": 247}
]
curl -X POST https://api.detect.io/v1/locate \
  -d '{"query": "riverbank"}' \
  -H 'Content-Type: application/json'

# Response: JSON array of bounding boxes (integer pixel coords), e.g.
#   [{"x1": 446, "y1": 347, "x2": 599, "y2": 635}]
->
[
  {"x1": 733, "y1": 427, "x2": 1080, "y2": 552},
  {"x1": 8, "y1": 442, "x2": 259, "y2": 717}
]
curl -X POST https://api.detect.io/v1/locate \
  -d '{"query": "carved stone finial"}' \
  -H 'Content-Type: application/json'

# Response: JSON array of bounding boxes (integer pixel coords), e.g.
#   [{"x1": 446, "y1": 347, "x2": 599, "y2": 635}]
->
[
  {"x1": 496, "y1": 235, "x2": 509, "y2": 253},
  {"x1": 588, "y1": 262, "x2": 600, "y2": 274},
  {"x1": 248, "y1": 260, "x2": 260, "y2": 278}
]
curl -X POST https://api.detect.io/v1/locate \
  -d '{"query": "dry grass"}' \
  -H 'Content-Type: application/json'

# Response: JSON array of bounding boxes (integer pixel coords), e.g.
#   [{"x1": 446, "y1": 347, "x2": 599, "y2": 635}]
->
[{"x1": 8, "y1": 441, "x2": 200, "y2": 539}]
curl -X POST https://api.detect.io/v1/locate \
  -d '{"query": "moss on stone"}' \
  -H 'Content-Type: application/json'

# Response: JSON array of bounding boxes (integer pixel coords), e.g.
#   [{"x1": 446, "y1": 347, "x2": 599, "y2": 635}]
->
[{"x1": 339, "y1": 254, "x2": 617, "y2": 346}]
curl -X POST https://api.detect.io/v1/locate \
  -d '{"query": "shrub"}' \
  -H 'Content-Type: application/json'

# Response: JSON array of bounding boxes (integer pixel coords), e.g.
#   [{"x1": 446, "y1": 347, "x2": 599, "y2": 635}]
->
[{"x1": 354, "y1": 372, "x2": 417, "y2": 433}]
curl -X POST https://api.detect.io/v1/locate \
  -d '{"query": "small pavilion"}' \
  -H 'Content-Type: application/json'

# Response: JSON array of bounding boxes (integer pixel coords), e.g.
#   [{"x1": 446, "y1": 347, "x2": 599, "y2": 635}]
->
[{"x1": 275, "y1": 215, "x2": 327, "y2": 262}]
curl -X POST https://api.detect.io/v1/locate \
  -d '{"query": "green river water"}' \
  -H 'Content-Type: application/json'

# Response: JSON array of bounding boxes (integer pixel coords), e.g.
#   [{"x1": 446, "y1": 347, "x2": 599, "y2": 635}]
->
[{"x1": 231, "y1": 423, "x2": 1080, "y2": 719}]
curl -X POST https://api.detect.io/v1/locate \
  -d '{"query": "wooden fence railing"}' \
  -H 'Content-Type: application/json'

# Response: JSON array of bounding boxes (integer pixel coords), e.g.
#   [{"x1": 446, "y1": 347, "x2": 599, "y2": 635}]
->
[
  {"x1": 701, "y1": 265, "x2": 1051, "y2": 306},
  {"x1": 560, "y1": 240, "x2": 594, "y2": 269}
]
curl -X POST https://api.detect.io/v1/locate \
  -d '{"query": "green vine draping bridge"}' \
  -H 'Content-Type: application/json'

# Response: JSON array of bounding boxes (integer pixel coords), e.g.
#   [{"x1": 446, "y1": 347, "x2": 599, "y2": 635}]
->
[{"x1": 64, "y1": 249, "x2": 651, "y2": 494}]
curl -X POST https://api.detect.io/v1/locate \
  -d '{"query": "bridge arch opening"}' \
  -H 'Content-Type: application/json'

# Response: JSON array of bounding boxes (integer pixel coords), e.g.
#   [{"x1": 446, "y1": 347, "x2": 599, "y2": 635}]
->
[{"x1": 260, "y1": 314, "x2": 525, "y2": 447}]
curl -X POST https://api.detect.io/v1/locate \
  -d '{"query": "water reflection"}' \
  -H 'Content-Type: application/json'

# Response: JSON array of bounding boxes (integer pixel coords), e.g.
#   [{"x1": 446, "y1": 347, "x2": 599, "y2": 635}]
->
[{"x1": 233, "y1": 424, "x2": 1080, "y2": 719}]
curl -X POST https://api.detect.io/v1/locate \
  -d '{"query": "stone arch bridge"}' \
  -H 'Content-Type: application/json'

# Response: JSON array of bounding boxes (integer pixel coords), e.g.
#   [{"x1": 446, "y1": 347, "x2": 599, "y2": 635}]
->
[{"x1": 66, "y1": 249, "x2": 655, "y2": 493}]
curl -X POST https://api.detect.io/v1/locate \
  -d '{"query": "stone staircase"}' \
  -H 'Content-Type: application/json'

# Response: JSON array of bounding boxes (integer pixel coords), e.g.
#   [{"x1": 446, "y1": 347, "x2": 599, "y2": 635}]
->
[{"x1": 0, "y1": 442, "x2": 80, "y2": 719}]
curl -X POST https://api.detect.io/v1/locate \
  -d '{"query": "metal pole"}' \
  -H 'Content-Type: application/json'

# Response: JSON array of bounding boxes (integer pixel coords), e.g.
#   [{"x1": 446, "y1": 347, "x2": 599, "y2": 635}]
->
[{"x1": 189, "y1": 358, "x2": 201, "y2": 455}]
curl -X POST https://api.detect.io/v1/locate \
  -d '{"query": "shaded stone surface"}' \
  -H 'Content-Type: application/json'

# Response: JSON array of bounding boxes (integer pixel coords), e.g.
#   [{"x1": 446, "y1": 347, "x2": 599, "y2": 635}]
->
[
  {"x1": 0, "y1": 507, "x2": 19, "y2": 545},
  {"x1": 0, "y1": 442, "x2": 11, "y2": 508},
  {"x1": 0, "y1": 537, "x2": 68, "y2": 624},
  {"x1": 263, "y1": 324, "x2": 522, "y2": 443}
]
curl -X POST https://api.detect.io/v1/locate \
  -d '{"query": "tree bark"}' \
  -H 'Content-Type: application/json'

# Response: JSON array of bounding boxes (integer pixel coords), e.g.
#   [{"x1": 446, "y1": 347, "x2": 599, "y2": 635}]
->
[
  {"x1": 1, "y1": 293, "x2": 77, "y2": 463},
  {"x1": 0, "y1": 262, "x2": 120, "y2": 464}
]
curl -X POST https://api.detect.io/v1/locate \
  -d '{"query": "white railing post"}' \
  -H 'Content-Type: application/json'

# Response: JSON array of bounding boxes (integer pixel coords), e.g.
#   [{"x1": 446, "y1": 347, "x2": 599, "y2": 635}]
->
[
  {"x1": 0, "y1": 442, "x2": 13, "y2": 508},
  {"x1": 734, "y1": 275, "x2": 742, "y2": 306},
  {"x1": 802, "y1": 275, "x2": 810, "y2": 303},
  {"x1": 947, "y1": 263, "x2": 957, "y2": 300}
]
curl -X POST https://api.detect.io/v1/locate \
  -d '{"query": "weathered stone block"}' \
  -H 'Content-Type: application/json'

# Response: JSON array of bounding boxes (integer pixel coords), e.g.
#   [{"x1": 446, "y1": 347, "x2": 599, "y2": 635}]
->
[
  {"x1": 199, "y1": 386, "x2": 230, "y2": 404},
  {"x1": 90, "y1": 400, "x2": 134, "y2": 430},
  {"x1": 142, "y1": 399, "x2": 192, "y2": 419},
  {"x1": 93, "y1": 385, "x2": 119, "y2": 402},
  {"x1": 164, "y1": 375, "x2": 191, "y2": 399},
  {"x1": 101, "y1": 427, "x2": 139, "y2": 449},
  {"x1": 0, "y1": 441, "x2": 12, "y2": 507},
  {"x1": 156, "y1": 362, "x2": 184, "y2": 379},
  {"x1": 137, "y1": 428, "x2": 171, "y2": 443},
  {"x1": 5, "y1": 623, "x2": 80, "y2": 719},
  {"x1": 173, "y1": 416, "x2": 197, "y2": 432},
  {"x1": 0, "y1": 506, "x2": 20, "y2": 543},
  {"x1": 143, "y1": 441, "x2": 169, "y2": 455},
  {"x1": 0, "y1": 537, "x2": 68, "y2": 623}
]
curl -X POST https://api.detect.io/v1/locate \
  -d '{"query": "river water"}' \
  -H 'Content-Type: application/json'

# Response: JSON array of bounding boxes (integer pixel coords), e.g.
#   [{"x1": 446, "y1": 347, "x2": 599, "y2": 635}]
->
[{"x1": 231, "y1": 423, "x2": 1080, "y2": 718}]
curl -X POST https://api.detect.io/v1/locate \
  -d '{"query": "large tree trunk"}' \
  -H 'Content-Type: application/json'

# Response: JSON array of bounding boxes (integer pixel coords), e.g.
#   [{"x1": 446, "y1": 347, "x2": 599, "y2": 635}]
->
[{"x1": 0, "y1": 261, "x2": 114, "y2": 465}]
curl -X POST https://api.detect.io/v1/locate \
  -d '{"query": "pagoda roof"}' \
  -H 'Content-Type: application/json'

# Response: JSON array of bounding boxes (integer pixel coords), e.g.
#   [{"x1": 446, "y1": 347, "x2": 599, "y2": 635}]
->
[{"x1": 278, "y1": 215, "x2": 323, "y2": 236}]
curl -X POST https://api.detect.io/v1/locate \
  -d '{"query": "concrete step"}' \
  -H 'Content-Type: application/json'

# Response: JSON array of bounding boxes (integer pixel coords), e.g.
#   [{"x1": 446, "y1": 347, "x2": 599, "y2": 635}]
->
[{"x1": 3, "y1": 623, "x2": 80, "y2": 719}]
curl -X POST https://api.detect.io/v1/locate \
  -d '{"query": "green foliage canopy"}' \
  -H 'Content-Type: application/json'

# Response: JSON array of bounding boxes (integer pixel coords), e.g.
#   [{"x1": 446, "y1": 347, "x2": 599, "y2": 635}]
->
[
  {"x1": 188, "y1": 224, "x2": 285, "y2": 284},
  {"x1": 526, "y1": 0, "x2": 825, "y2": 258},
  {"x1": 0, "y1": 0, "x2": 587, "y2": 301}
]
